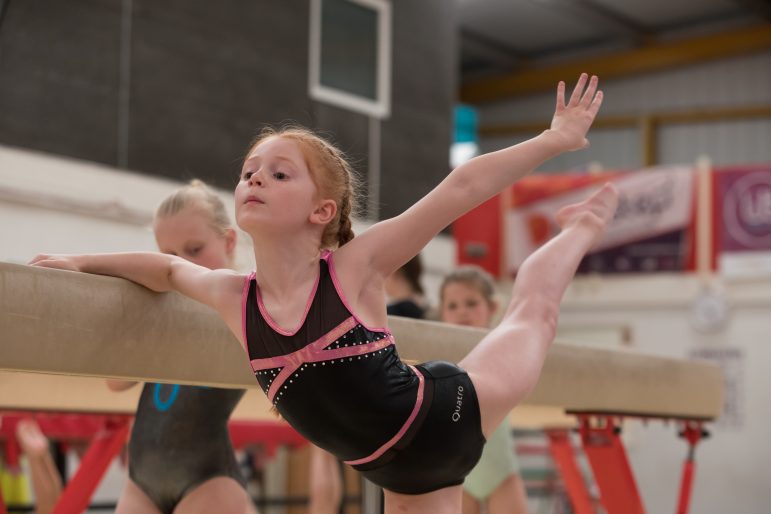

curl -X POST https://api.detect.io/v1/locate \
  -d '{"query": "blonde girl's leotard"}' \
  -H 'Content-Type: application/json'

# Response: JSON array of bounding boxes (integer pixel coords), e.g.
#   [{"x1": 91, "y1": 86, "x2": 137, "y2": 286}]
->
[{"x1": 128, "y1": 384, "x2": 246, "y2": 513}]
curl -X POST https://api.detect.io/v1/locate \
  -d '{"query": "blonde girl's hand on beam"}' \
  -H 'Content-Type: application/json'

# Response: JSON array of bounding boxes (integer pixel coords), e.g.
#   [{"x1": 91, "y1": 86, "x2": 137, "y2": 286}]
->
[
  {"x1": 548, "y1": 73, "x2": 603, "y2": 151},
  {"x1": 29, "y1": 254, "x2": 82, "y2": 272}
]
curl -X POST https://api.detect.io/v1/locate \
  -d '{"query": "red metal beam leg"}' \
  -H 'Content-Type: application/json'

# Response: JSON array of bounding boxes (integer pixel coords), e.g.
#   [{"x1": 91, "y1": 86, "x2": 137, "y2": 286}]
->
[
  {"x1": 0, "y1": 486, "x2": 8, "y2": 514},
  {"x1": 547, "y1": 429, "x2": 595, "y2": 514},
  {"x1": 578, "y1": 415, "x2": 645, "y2": 514},
  {"x1": 0, "y1": 439, "x2": 15, "y2": 514},
  {"x1": 676, "y1": 422, "x2": 707, "y2": 514},
  {"x1": 52, "y1": 420, "x2": 130, "y2": 514}
]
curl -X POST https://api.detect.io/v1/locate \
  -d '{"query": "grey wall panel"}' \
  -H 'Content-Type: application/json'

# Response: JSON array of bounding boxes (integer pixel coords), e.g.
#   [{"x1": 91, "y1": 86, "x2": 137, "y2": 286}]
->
[
  {"x1": 127, "y1": 0, "x2": 313, "y2": 187},
  {"x1": 311, "y1": 102, "x2": 370, "y2": 215},
  {"x1": 479, "y1": 50, "x2": 771, "y2": 125},
  {"x1": 0, "y1": 0, "x2": 122, "y2": 165},
  {"x1": 0, "y1": 0, "x2": 456, "y2": 221},
  {"x1": 660, "y1": 119, "x2": 771, "y2": 166},
  {"x1": 543, "y1": 127, "x2": 642, "y2": 172},
  {"x1": 481, "y1": 127, "x2": 641, "y2": 172},
  {"x1": 477, "y1": 51, "x2": 771, "y2": 170},
  {"x1": 379, "y1": 0, "x2": 456, "y2": 219}
]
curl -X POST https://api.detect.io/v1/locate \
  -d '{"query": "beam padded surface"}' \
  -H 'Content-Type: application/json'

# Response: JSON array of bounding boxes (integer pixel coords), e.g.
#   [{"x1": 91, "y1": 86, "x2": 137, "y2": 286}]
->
[{"x1": 0, "y1": 263, "x2": 724, "y2": 420}]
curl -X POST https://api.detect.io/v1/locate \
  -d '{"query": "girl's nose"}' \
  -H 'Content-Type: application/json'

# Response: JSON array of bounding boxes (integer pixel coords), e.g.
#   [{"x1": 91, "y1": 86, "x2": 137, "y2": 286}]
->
[{"x1": 249, "y1": 172, "x2": 263, "y2": 187}]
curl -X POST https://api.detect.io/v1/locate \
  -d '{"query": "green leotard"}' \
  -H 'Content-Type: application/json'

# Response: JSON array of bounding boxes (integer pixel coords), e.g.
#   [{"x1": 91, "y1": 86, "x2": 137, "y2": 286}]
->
[{"x1": 463, "y1": 421, "x2": 520, "y2": 501}]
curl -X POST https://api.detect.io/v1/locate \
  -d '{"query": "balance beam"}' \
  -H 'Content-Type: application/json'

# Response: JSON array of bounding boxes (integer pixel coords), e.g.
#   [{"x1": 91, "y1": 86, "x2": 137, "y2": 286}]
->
[{"x1": 1, "y1": 262, "x2": 724, "y2": 421}]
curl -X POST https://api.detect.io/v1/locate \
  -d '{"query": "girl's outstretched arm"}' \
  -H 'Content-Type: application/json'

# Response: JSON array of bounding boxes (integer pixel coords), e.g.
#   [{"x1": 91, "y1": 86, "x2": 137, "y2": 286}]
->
[
  {"x1": 343, "y1": 74, "x2": 602, "y2": 279},
  {"x1": 29, "y1": 253, "x2": 245, "y2": 338}
]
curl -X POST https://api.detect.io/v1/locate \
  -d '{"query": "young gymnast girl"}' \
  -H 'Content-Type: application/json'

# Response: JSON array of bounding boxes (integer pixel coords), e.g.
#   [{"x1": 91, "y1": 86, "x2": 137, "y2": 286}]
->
[
  {"x1": 31, "y1": 74, "x2": 618, "y2": 513},
  {"x1": 439, "y1": 266, "x2": 529, "y2": 514}
]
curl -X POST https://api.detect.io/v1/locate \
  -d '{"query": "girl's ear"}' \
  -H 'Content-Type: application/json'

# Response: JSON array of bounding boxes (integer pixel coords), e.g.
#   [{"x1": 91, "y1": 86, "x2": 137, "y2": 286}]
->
[
  {"x1": 310, "y1": 199, "x2": 337, "y2": 225},
  {"x1": 489, "y1": 299, "x2": 499, "y2": 317}
]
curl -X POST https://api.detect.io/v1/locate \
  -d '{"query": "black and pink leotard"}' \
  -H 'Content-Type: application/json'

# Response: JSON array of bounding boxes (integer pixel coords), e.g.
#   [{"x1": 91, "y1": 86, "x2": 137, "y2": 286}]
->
[{"x1": 242, "y1": 251, "x2": 485, "y2": 494}]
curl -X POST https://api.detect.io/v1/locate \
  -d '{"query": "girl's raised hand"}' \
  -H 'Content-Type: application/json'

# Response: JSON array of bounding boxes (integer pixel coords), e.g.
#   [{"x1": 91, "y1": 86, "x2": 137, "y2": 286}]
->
[
  {"x1": 29, "y1": 254, "x2": 81, "y2": 272},
  {"x1": 549, "y1": 73, "x2": 603, "y2": 151}
]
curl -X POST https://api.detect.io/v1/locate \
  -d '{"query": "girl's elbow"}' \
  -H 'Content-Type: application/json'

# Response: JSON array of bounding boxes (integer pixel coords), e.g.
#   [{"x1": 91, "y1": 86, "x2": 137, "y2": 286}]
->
[{"x1": 450, "y1": 169, "x2": 484, "y2": 202}]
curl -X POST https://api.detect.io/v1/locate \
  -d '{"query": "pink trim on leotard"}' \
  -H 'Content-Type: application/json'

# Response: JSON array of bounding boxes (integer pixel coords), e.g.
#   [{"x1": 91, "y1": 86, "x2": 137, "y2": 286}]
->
[
  {"x1": 240, "y1": 272, "x2": 257, "y2": 353},
  {"x1": 249, "y1": 316, "x2": 395, "y2": 402},
  {"x1": 323, "y1": 250, "x2": 390, "y2": 333},
  {"x1": 343, "y1": 365, "x2": 425, "y2": 466},
  {"x1": 254, "y1": 268, "x2": 321, "y2": 336}
]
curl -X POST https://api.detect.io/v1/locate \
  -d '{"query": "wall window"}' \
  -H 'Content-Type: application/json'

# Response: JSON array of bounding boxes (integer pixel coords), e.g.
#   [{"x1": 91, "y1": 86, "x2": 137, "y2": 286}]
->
[{"x1": 309, "y1": 0, "x2": 391, "y2": 118}]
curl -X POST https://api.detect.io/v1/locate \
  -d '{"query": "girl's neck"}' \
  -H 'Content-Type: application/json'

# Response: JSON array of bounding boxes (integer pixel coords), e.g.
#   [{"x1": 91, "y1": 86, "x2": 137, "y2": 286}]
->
[{"x1": 251, "y1": 234, "x2": 322, "y2": 298}]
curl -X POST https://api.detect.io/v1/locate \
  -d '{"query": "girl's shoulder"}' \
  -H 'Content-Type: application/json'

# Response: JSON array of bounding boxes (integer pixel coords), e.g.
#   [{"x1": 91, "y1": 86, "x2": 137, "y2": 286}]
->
[{"x1": 212, "y1": 268, "x2": 253, "y2": 295}]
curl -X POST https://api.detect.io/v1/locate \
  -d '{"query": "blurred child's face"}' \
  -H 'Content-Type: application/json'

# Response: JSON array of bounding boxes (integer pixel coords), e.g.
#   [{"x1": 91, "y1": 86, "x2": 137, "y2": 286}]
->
[
  {"x1": 154, "y1": 207, "x2": 234, "y2": 270},
  {"x1": 235, "y1": 137, "x2": 325, "y2": 235},
  {"x1": 440, "y1": 281, "x2": 495, "y2": 329}
]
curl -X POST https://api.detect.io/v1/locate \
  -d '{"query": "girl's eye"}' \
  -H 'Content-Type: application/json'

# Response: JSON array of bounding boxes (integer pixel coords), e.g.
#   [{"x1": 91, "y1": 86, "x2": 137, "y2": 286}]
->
[
  {"x1": 466, "y1": 300, "x2": 478, "y2": 308},
  {"x1": 242, "y1": 171, "x2": 254, "y2": 180},
  {"x1": 273, "y1": 171, "x2": 288, "y2": 180},
  {"x1": 187, "y1": 246, "x2": 202, "y2": 256}
]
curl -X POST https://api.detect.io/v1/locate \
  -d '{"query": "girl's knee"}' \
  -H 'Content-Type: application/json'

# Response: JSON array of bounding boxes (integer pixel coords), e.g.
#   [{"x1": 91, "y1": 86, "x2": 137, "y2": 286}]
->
[{"x1": 503, "y1": 295, "x2": 558, "y2": 340}]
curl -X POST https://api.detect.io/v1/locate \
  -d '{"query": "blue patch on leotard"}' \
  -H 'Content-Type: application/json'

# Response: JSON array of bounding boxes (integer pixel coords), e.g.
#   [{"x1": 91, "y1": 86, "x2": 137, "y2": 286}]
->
[{"x1": 153, "y1": 383, "x2": 180, "y2": 412}]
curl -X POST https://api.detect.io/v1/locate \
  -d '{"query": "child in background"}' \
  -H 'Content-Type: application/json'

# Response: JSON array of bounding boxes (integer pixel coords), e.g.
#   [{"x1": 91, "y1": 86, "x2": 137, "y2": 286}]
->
[
  {"x1": 440, "y1": 266, "x2": 529, "y2": 514},
  {"x1": 385, "y1": 254, "x2": 427, "y2": 319}
]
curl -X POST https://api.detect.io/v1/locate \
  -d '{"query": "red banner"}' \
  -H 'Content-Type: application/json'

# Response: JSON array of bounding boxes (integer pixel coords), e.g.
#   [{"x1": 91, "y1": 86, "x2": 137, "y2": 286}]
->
[{"x1": 454, "y1": 166, "x2": 698, "y2": 277}]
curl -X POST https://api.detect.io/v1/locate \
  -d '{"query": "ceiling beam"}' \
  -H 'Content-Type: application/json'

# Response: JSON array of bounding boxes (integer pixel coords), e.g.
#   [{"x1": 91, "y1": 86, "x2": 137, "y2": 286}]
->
[
  {"x1": 460, "y1": 27, "x2": 528, "y2": 71},
  {"x1": 538, "y1": 0, "x2": 650, "y2": 42},
  {"x1": 731, "y1": 0, "x2": 771, "y2": 21},
  {"x1": 461, "y1": 23, "x2": 771, "y2": 104}
]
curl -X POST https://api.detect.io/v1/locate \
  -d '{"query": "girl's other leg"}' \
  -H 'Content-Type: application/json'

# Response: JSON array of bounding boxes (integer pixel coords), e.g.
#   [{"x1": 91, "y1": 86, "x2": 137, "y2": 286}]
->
[
  {"x1": 16, "y1": 419, "x2": 62, "y2": 514},
  {"x1": 115, "y1": 479, "x2": 163, "y2": 514},
  {"x1": 460, "y1": 184, "x2": 619, "y2": 436},
  {"x1": 461, "y1": 490, "x2": 481, "y2": 514},
  {"x1": 308, "y1": 447, "x2": 342, "y2": 514},
  {"x1": 174, "y1": 476, "x2": 255, "y2": 514},
  {"x1": 384, "y1": 484, "x2": 463, "y2": 514},
  {"x1": 488, "y1": 474, "x2": 529, "y2": 514}
]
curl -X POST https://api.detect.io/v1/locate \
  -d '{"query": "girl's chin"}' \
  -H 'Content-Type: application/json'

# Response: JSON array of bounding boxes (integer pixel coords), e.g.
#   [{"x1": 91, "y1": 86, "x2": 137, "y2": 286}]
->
[{"x1": 236, "y1": 220, "x2": 297, "y2": 237}]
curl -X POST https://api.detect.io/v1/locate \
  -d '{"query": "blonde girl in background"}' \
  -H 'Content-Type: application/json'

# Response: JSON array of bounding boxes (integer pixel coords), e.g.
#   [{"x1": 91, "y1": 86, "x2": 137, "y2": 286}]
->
[{"x1": 103, "y1": 180, "x2": 258, "y2": 514}]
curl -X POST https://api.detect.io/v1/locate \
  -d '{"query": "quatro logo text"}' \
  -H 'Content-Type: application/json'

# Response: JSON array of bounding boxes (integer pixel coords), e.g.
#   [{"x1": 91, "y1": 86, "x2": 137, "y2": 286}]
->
[{"x1": 452, "y1": 385, "x2": 464, "y2": 422}]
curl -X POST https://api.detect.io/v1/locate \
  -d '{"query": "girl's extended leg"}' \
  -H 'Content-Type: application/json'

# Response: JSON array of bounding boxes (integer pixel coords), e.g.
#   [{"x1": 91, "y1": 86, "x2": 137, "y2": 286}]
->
[{"x1": 460, "y1": 184, "x2": 619, "y2": 436}]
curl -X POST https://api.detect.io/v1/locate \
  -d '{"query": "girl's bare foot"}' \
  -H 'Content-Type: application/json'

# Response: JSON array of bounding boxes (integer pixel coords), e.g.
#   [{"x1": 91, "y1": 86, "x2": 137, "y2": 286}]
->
[
  {"x1": 16, "y1": 419, "x2": 50, "y2": 456},
  {"x1": 555, "y1": 183, "x2": 619, "y2": 243}
]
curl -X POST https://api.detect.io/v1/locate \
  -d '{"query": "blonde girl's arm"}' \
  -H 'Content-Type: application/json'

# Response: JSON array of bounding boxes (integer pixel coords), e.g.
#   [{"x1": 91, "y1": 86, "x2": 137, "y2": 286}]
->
[
  {"x1": 29, "y1": 252, "x2": 244, "y2": 321},
  {"x1": 344, "y1": 73, "x2": 603, "y2": 278}
]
